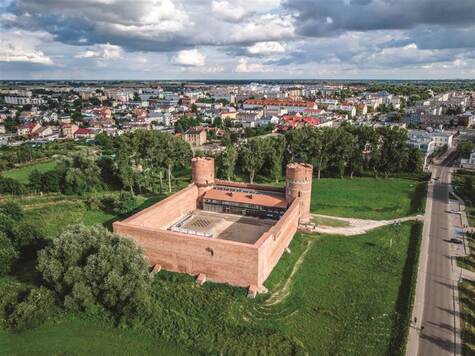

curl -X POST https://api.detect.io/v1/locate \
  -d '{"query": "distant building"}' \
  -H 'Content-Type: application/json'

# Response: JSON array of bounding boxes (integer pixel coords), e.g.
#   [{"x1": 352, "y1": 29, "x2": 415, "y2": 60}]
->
[
  {"x1": 17, "y1": 122, "x2": 42, "y2": 137},
  {"x1": 61, "y1": 123, "x2": 79, "y2": 139},
  {"x1": 184, "y1": 126, "x2": 207, "y2": 147},
  {"x1": 461, "y1": 151, "x2": 475, "y2": 170}
]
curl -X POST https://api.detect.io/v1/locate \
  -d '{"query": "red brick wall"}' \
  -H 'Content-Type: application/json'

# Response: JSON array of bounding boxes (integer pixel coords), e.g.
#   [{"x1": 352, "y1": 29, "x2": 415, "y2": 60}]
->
[
  {"x1": 120, "y1": 184, "x2": 198, "y2": 229},
  {"x1": 112, "y1": 223, "x2": 260, "y2": 287},
  {"x1": 255, "y1": 198, "x2": 300, "y2": 285}
]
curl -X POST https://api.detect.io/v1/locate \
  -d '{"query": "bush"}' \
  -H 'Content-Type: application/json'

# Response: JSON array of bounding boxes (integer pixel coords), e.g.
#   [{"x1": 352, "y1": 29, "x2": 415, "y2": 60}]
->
[
  {"x1": 0, "y1": 233, "x2": 18, "y2": 275},
  {"x1": 7, "y1": 286, "x2": 56, "y2": 331},
  {"x1": 37, "y1": 225, "x2": 151, "y2": 322},
  {"x1": 100, "y1": 195, "x2": 119, "y2": 213},
  {"x1": 0, "y1": 201, "x2": 24, "y2": 221},
  {"x1": 0, "y1": 176, "x2": 27, "y2": 195},
  {"x1": 114, "y1": 190, "x2": 137, "y2": 215}
]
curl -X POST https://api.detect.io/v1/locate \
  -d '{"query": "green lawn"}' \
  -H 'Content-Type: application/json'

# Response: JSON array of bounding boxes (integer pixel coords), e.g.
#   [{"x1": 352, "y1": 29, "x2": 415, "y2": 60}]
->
[
  {"x1": 0, "y1": 316, "x2": 188, "y2": 356},
  {"x1": 2, "y1": 161, "x2": 57, "y2": 184},
  {"x1": 1, "y1": 175, "x2": 424, "y2": 355},
  {"x1": 311, "y1": 177, "x2": 427, "y2": 220},
  {"x1": 459, "y1": 280, "x2": 475, "y2": 356},
  {"x1": 142, "y1": 222, "x2": 421, "y2": 355},
  {"x1": 22, "y1": 193, "x2": 168, "y2": 237}
]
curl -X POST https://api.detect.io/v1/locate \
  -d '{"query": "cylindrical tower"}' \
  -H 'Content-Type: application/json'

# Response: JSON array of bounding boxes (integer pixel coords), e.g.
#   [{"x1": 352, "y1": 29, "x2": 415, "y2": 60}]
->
[
  {"x1": 192, "y1": 157, "x2": 215, "y2": 193},
  {"x1": 286, "y1": 163, "x2": 313, "y2": 223}
]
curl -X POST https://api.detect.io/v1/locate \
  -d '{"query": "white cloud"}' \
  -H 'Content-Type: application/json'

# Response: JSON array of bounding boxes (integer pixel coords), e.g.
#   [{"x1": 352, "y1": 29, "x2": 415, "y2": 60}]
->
[
  {"x1": 0, "y1": 30, "x2": 54, "y2": 65},
  {"x1": 172, "y1": 49, "x2": 205, "y2": 66},
  {"x1": 211, "y1": 1, "x2": 247, "y2": 21},
  {"x1": 247, "y1": 41, "x2": 286, "y2": 55},
  {"x1": 76, "y1": 43, "x2": 122, "y2": 59},
  {"x1": 233, "y1": 14, "x2": 295, "y2": 42},
  {"x1": 235, "y1": 58, "x2": 272, "y2": 72}
]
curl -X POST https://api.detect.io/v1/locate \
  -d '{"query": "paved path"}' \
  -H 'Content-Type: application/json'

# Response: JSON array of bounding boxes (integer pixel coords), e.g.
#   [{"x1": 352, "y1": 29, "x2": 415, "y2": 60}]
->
[
  {"x1": 407, "y1": 153, "x2": 462, "y2": 356},
  {"x1": 309, "y1": 213, "x2": 422, "y2": 236}
]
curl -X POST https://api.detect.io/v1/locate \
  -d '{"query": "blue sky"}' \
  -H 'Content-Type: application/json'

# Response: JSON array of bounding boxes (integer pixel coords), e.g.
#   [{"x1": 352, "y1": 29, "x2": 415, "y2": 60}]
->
[{"x1": 0, "y1": 0, "x2": 474, "y2": 80}]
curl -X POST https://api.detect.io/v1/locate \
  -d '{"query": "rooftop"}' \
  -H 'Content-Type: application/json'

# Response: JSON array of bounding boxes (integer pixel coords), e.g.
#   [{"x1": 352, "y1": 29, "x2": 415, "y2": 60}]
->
[{"x1": 203, "y1": 188, "x2": 287, "y2": 209}]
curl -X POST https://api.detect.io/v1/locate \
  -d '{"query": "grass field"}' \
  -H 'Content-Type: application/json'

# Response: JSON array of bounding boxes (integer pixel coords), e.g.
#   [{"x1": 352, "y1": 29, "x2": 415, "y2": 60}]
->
[
  {"x1": 1, "y1": 174, "x2": 425, "y2": 355},
  {"x1": 311, "y1": 177, "x2": 427, "y2": 220},
  {"x1": 2, "y1": 161, "x2": 57, "y2": 184},
  {"x1": 0, "y1": 316, "x2": 188, "y2": 356},
  {"x1": 459, "y1": 280, "x2": 475, "y2": 356},
  {"x1": 142, "y1": 222, "x2": 421, "y2": 355},
  {"x1": 22, "y1": 193, "x2": 168, "y2": 237},
  {"x1": 457, "y1": 234, "x2": 475, "y2": 273}
]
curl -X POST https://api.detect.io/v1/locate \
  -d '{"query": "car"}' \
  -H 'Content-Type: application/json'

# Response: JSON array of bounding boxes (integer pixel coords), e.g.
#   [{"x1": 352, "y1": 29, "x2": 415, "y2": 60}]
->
[{"x1": 449, "y1": 238, "x2": 463, "y2": 244}]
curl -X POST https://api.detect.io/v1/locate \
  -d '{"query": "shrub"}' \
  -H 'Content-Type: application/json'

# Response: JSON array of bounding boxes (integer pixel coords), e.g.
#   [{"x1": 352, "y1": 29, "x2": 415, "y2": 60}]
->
[
  {"x1": 114, "y1": 190, "x2": 137, "y2": 215},
  {"x1": 7, "y1": 286, "x2": 56, "y2": 331},
  {"x1": 37, "y1": 225, "x2": 151, "y2": 322},
  {"x1": 0, "y1": 177, "x2": 27, "y2": 195},
  {"x1": 0, "y1": 201, "x2": 24, "y2": 221},
  {"x1": 100, "y1": 195, "x2": 119, "y2": 213},
  {"x1": 0, "y1": 233, "x2": 18, "y2": 275}
]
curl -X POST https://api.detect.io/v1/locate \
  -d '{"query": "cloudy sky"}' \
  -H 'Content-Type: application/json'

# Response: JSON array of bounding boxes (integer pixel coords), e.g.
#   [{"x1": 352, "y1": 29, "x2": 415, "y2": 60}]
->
[{"x1": 0, "y1": 0, "x2": 474, "y2": 80}]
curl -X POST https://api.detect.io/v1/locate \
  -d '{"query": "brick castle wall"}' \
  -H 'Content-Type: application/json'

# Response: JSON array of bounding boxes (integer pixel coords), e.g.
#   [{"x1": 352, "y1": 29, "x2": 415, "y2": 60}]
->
[
  {"x1": 113, "y1": 223, "x2": 260, "y2": 287},
  {"x1": 119, "y1": 184, "x2": 199, "y2": 229},
  {"x1": 256, "y1": 198, "x2": 300, "y2": 285}
]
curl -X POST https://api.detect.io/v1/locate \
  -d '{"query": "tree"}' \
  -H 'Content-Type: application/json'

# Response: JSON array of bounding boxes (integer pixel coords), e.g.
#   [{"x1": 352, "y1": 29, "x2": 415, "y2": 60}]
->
[
  {"x1": 6, "y1": 286, "x2": 55, "y2": 331},
  {"x1": 0, "y1": 201, "x2": 24, "y2": 221},
  {"x1": 0, "y1": 177, "x2": 27, "y2": 195},
  {"x1": 114, "y1": 190, "x2": 137, "y2": 215},
  {"x1": 405, "y1": 147, "x2": 423, "y2": 173},
  {"x1": 331, "y1": 128, "x2": 355, "y2": 178},
  {"x1": 313, "y1": 128, "x2": 339, "y2": 179},
  {"x1": 267, "y1": 137, "x2": 285, "y2": 183},
  {"x1": 214, "y1": 117, "x2": 223, "y2": 128},
  {"x1": 37, "y1": 225, "x2": 151, "y2": 320},
  {"x1": 0, "y1": 233, "x2": 18, "y2": 275},
  {"x1": 29, "y1": 169, "x2": 43, "y2": 192},
  {"x1": 217, "y1": 145, "x2": 238, "y2": 181},
  {"x1": 457, "y1": 140, "x2": 474, "y2": 157},
  {"x1": 240, "y1": 139, "x2": 265, "y2": 184}
]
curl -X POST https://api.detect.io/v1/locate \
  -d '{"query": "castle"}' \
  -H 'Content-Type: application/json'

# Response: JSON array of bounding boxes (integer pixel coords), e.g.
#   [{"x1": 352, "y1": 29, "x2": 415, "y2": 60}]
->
[{"x1": 113, "y1": 157, "x2": 312, "y2": 296}]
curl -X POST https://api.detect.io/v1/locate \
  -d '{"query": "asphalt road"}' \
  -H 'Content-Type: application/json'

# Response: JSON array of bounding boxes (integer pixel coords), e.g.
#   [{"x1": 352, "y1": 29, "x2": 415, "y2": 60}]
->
[{"x1": 419, "y1": 153, "x2": 459, "y2": 356}]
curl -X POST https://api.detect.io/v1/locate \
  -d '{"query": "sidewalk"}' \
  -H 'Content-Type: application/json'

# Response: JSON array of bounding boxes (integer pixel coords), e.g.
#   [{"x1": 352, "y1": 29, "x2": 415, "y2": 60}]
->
[{"x1": 406, "y1": 170, "x2": 435, "y2": 356}]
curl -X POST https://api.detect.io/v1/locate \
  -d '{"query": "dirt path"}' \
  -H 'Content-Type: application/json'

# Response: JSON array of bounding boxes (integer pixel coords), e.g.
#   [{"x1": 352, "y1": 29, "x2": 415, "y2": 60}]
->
[
  {"x1": 307, "y1": 213, "x2": 423, "y2": 236},
  {"x1": 264, "y1": 239, "x2": 315, "y2": 306}
]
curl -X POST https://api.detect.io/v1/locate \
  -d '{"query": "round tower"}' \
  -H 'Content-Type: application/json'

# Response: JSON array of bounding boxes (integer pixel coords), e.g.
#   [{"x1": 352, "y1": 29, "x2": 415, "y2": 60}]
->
[
  {"x1": 286, "y1": 163, "x2": 313, "y2": 223},
  {"x1": 192, "y1": 157, "x2": 215, "y2": 193}
]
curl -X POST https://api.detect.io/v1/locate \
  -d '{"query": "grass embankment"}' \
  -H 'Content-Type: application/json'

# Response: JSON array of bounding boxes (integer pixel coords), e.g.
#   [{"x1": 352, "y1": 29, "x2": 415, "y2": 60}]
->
[
  {"x1": 1, "y1": 175, "x2": 425, "y2": 354},
  {"x1": 452, "y1": 170, "x2": 475, "y2": 227},
  {"x1": 310, "y1": 177, "x2": 427, "y2": 220},
  {"x1": 452, "y1": 170, "x2": 475, "y2": 273},
  {"x1": 459, "y1": 280, "x2": 475, "y2": 356},
  {"x1": 142, "y1": 222, "x2": 421, "y2": 355},
  {"x1": 2, "y1": 161, "x2": 57, "y2": 184},
  {"x1": 0, "y1": 313, "x2": 187, "y2": 356},
  {"x1": 458, "y1": 234, "x2": 475, "y2": 273},
  {"x1": 1, "y1": 222, "x2": 423, "y2": 355}
]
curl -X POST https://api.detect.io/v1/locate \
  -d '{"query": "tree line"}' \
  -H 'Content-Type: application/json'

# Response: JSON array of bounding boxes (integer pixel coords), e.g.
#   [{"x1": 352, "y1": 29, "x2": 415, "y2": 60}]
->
[{"x1": 216, "y1": 124, "x2": 423, "y2": 184}]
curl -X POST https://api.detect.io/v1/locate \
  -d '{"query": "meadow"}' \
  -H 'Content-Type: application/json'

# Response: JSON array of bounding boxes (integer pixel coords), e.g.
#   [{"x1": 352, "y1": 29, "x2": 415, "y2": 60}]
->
[
  {"x1": 310, "y1": 177, "x2": 427, "y2": 220},
  {"x1": 2, "y1": 160, "x2": 57, "y2": 184},
  {"x1": 459, "y1": 280, "x2": 475, "y2": 356},
  {"x1": 0, "y1": 174, "x2": 426, "y2": 355}
]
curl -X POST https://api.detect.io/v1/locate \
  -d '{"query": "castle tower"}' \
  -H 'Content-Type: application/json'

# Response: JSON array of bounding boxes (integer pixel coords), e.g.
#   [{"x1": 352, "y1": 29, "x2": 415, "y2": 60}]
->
[
  {"x1": 286, "y1": 163, "x2": 313, "y2": 223},
  {"x1": 192, "y1": 157, "x2": 215, "y2": 194}
]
